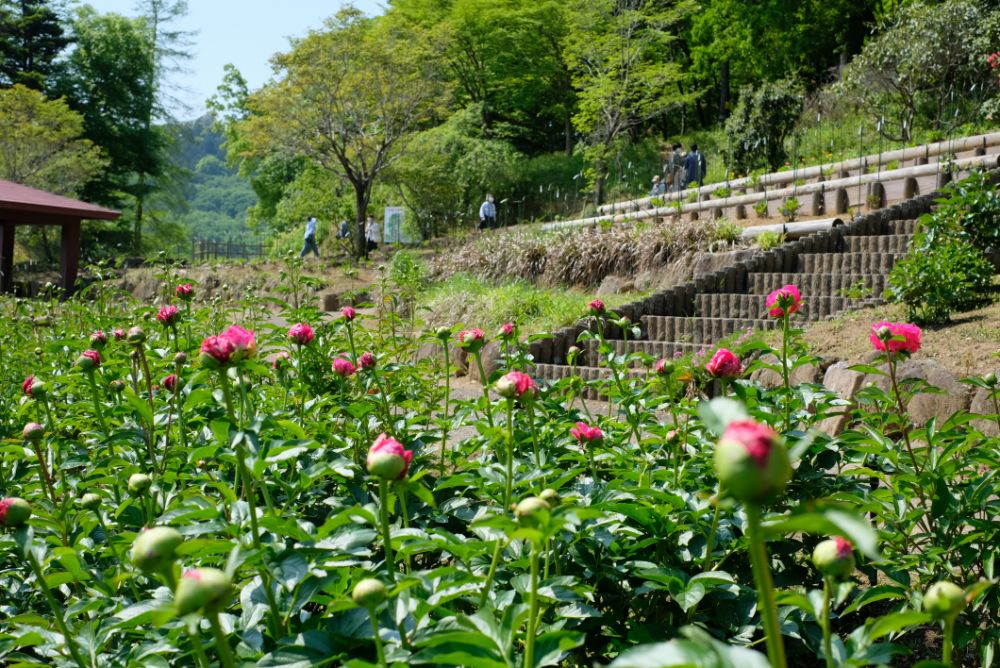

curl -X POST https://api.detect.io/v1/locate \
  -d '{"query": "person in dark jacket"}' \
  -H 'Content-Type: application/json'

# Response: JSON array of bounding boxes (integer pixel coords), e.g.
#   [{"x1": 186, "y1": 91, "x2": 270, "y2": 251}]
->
[{"x1": 684, "y1": 144, "x2": 707, "y2": 188}]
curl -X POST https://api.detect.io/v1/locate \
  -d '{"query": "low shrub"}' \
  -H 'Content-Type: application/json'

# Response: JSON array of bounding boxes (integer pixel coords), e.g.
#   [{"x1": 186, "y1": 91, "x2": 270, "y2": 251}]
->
[{"x1": 756, "y1": 230, "x2": 785, "y2": 251}]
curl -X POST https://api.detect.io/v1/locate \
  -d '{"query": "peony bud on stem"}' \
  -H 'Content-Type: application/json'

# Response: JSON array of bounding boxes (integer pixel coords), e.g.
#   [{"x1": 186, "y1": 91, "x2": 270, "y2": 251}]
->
[
  {"x1": 24, "y1": 544, "x2": 87, "y2": 668},
  {"x1": 378, "y1": 478, "x2": 397, "y2": 583}
]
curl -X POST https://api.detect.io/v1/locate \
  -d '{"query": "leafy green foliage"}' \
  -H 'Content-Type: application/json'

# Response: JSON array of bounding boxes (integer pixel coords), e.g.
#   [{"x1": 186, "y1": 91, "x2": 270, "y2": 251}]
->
[
  {"x1": 889, "y1": 173, "x2": 999, "y2": 324},
  {"x1": 724, "y1": 79, "x2": 803, "y2": 173}
]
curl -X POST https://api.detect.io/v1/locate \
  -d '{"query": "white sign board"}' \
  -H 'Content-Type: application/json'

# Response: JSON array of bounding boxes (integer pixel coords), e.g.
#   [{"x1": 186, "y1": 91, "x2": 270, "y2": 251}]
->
[{"x1": 383, "y1": 206, "x2": 406, "y2": 244}]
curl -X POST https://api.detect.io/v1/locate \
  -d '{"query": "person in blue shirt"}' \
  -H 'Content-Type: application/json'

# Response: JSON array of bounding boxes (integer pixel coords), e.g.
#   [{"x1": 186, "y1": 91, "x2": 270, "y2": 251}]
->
[
  {"x1": 478, "y1": 194, "x2": 496, "y2": 230},
  {"x1": 300, "y1": 216, "x2": 320, "y2": 258}
]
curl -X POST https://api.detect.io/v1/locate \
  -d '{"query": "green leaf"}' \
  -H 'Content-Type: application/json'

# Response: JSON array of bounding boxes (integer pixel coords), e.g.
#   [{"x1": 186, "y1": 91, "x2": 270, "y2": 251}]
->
[
  {"x1": 763, "y1": 508, "x2": 880, "y2": 560},
  {"x1": 697, "y1": 397, "x2": 750, "y2": 437}
]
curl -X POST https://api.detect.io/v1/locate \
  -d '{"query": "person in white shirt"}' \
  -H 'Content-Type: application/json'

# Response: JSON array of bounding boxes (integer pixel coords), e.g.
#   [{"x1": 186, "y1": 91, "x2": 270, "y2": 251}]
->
[
  {"x1": 365, "y1": 217, "x2": 380, "y2": 253},
  {"x1": 300, "y1": 216, "x2": 319, "y2": 258},
  {"x1": 478, "y1": 194, "x2": 496, "y2": 230}
]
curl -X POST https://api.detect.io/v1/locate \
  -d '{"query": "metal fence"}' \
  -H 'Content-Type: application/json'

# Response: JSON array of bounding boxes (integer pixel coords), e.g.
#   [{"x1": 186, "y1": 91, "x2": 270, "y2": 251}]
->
[{"x1": 192, "y1": 238, "x2": 266, "y2": 261}]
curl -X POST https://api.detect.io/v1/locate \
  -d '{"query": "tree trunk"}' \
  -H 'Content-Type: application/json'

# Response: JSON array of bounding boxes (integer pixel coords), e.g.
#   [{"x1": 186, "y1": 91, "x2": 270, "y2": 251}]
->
[
  {"x1": 564, "y1": 109, "x2": 574, "y2": 156},
  {"x1": 353, "y1": 182, "x2": 369, "y2": 260},
  {"x1": 718, "y1": 60, "x2": 730, "y2": 122},
  {"x1": 594, "y1": 158, "x2": 607, "y2": 207},
  {"x1": 134, "y1": 192, "x2": 144, "y2": 255}
]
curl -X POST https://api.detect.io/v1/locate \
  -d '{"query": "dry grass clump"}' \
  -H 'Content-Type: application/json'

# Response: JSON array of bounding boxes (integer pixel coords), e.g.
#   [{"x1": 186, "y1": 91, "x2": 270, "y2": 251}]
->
[{"x1": 431, "y1": 218, "x2": 732, "y2": 287}]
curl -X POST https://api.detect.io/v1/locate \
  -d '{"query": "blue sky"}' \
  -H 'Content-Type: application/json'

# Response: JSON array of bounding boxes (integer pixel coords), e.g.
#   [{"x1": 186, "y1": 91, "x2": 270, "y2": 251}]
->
[{"x1": 80, "y1": 1, "x2": 385, "y2": 119}]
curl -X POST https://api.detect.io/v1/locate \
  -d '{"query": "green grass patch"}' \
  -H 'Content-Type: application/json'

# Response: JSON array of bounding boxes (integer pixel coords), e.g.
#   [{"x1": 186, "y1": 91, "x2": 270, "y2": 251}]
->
[{"x1": 418, "y1": 273, "x2": 646, "y2": 334}]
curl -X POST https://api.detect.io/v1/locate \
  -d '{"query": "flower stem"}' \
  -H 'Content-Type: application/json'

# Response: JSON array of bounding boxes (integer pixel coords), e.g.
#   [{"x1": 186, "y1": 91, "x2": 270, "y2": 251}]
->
[
  {"x1": 440, "y1": 340, "x2": 451, "y2": 476},
  {"x1": 525, "y1": 541, "x2": 541, "y2": 668},
  {"x1": 378, "y1": 479, "x2": 396, "y2": 583},
  {"x1": 86, "y1": 372, "x2": 110, "y2": 435},
  {"x1": 367, "y1": 606, "x2": 388, "y2": 668},
  {"x1": 821, "y1": 576, "x2": 835, "y2": 668},
  {"x1": 187, "y1": 624, "x2": 211, "y2": 668},
  {"x1": 96, "y1": 512, "x2": 141, "y2": 600},
  {"x1": 207, "y1": 611, "x2": 236, "y2": 668},
  {"x1": 703, "y1": 489, "x2": 722, "y2": 572},
  {"x1": 30, "y1": 441, "x2": 57, "y2": 506},
  {"x1": 26, "y1": 548, "x2": 87, "y2": 668},
  {"x1": 504, "y1": 398, "x2": 515, "y2": 511},
  {"x1": 474, "y1": 352, "x2": 494, "y2": 428},
  {"x1": 479, "y1": 539, "x2": 505, "y2": 608},
  {"x1": 745, "y1": 504, "x2": 787, "y2": 668},
  {"x1": 781, "y1": 314, "x2": 791, "y2": 433},
  {"x1": 887, "y1": 356, "x2": 921, "y2": 475},
  {"x1": 942, "y1": 615, "x2": 955, "y2": 666}
]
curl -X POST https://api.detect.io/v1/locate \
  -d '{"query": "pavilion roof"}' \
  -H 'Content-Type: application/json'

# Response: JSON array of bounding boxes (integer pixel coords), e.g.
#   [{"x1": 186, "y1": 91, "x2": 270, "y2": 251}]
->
[{"x1": 0, "y1": 180, "x2": 120, "y2": 221}]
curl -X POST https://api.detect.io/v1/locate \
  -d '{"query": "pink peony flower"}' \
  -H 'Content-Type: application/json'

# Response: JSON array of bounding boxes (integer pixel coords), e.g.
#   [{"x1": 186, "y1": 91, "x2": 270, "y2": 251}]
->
[
  {"x1": 176, "y1": 283, "x2": 193, "y2": 300},
  {"x1": 366, "y1": 433, "x2": 413, "y2": 480},
  {"x1": 219, "y1": 325, "x2": 256, "y2": 361},
  {"x1": 287, "y1": 323, "x2": 315, "y2": 346},
  {"x1": 458, "y1": 328, "x2": 485, "y2": 353},
  {"x1": 22, "y1": 375, "x2": 38, "y2": 397},
  {"x1": 869, "y1": 321, "x2": 921, "y2": 355},
  {"x1": 113, "y1": 328, "x2": 126, "y2": 340},
  {"x1": 162, "y1": 374, "x2": 179, "y2": 392},
  {"x1": 500, "y1": 322, "x2": 515, "y2": 337},
  {"x1": 156, "y1": 305, "x2": 180, "y2": 326},
  {"x1": 0, "y1": 497, "x2": 31, "y2": 527},
  {"x1": 200, "y1": 335, "x2": 236, "y2": 367},
  {"x1": 766, "y1": 284, "x2": 802, "y2": 318},
  {"x1": 332, "y1": 357, "x2": 356, "y2": 377},
  {"x1": 705, "y1": 348, "x2": 742, "y2": 378},
  {"x1": 359, "y1": 352, "x2": 375, "y2": 370},
  {"x1": 588, "y1": 299, "x2": 605, "y2": 315},
  {"x1": 570, "y1": 421, "x2": 603, "y2": 443},
  {"x1": 341, "y1": 306, "x2": 357, "y2": 322}
]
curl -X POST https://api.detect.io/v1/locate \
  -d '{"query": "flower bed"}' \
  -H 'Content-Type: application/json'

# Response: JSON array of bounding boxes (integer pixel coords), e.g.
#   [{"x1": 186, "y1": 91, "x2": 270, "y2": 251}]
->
[{"x1": 0, "y1": 271, "x2": 995, "y2": 667}]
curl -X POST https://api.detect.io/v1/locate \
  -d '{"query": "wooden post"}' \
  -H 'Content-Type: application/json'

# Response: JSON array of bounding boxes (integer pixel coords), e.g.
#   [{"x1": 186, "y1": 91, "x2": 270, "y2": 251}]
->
[
  {"x1": 0, "y1": 221, "x2": 14, "y2": 294},
  {"x1": 60, "y1": 220, "x2": 81, "y2": 296}
]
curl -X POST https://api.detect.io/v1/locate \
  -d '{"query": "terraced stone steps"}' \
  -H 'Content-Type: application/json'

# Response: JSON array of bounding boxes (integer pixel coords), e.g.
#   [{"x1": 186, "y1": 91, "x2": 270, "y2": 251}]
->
[
  {"x1": 695, "y1": 293, "x2": 878, "y2": 321},
  {"x1": 641, "y1": 315, "x2": 777, "y2": 344},
  {"x1": 747, "y1": 272, "x2": 888, "y2": 297},
  {"x1": 844, "y1": 234, "x2": 912, "y2": 253},
  {"x1": 581, "y1": 339, "x2": 702, "y2": 367},
  {"x1": 796, "y1": 252, "x2": 902, "y2": 274}
]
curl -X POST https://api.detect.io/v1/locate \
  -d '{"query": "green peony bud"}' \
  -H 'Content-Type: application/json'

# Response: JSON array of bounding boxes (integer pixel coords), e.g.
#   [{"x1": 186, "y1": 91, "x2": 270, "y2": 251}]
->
[
  {"x1": 714, "y1": 420, "x2": 791, "y2": 504},
  {"x1": 131, "y1": 526, "x2": 184, "y2": 573},
  {"x1": 79, "y1": 493, "x2": 102, "y2": 510},
  {"x1": 352, "y1": 578, "x2": 387, "y2": 608},
  {"x1": 175, "y1": 568, "x2": 232, "y2": 615},
  {"x1": 435, "y1": 326, "x2": 452, "y2": 341},
  {"x1": 127, "y1": 326, "x2": 146, "y2": 344},
  {"x1": 923, "y1": 581, "x2": 966, "y2": 621},
  {"x1": 539, "y1": 488, "x2": 561, "y2": 507},
  {"x1": 811, "y1": 537, "x2": 855, "y2": 580},
  {"x1": 513, "y1": 496, "x2": 551, "y2": 529},
  {"x1": 22, "y1": 422, "x2": 44, "y2": 443},
  {"x1": 128, "y1": 473, "x2": 153, "y2": 496}
]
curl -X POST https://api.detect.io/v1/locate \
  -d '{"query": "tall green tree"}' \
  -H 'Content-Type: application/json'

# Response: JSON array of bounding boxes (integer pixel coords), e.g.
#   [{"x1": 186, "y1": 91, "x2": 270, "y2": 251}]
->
[
  {"x1": 0, "y1": 0, "x2": 70, "y2": 91},
  {"x1": 237, "y1": 8, "x2": 444, "y2": 258},
  {"x1": 59, "y1": 7, "x2": 165, "y2": 253},
  {"x1": 565, "y1": 0, "x2": 694, "y2": 205}
]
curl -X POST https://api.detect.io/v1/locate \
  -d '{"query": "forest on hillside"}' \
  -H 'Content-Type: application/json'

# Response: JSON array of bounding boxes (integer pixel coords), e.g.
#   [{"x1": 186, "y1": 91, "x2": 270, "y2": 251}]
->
[{"x1": 2, "y1": 0, "x2": 1000, "y2": 261}]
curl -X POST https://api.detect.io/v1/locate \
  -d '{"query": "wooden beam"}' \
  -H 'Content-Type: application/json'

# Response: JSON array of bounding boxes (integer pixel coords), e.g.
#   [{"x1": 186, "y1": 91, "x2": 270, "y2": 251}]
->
[
  {"x1": 60, "y1": 219, "x2": 81, "y2": 296},
  {"x1": 0, "y1": 221, "x2": 13, "y2": 294}
]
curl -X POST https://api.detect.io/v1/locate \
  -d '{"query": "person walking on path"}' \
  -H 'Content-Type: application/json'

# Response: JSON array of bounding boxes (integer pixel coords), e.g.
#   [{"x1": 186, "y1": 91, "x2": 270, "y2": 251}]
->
[
  {"x1": 684, "y1": 144, "x2": 707, "y2": 189},
  {"x1": 300, "y1": 216, "x2": 320, "y2": 258},
  {"x1": 650, "y1": 175, "x2": 666, "y2": 197},
  {"x1": 365, "y1": 216, "x2": 380, "y2": 253},
  {"x1": 665, "y1": 143, "x2": 685, "y2": 192},
  {"x1": 478, "y1": 193, "x2": 496, "y2": 230}
]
